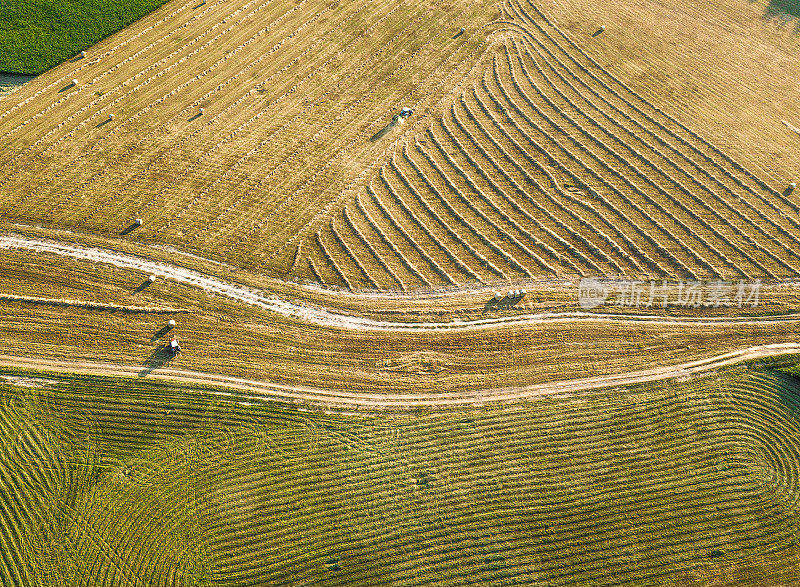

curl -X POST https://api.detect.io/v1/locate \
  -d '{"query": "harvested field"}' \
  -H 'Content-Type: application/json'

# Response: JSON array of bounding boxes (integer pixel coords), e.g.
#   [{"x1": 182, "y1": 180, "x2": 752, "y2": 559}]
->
[
  {"x1": 1, "y1": 237, "x2": 800, "y2": 396},
  {"x1": 1, "y1": 1, "x2": 799, "y2": 582},
  {"x1": 0, "y1": 0, "x2": 498, "y2": 277},
  {"x1": 3, "y1": 366, "x2": 800, "y2": 584},
  {"x1": 0, "y1": 0, "x2": 797, "y2": 291},
  {"x1": 300, "y1": 0, "x2": 800, "y2": 289}
]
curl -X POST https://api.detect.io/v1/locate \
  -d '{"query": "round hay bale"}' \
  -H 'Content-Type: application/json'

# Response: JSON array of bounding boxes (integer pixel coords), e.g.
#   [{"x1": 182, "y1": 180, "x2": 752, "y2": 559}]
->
[
  {"x1": 135, "y1": 218, "x2": 143, "y2": 226},
  {"x1": 81, "y1": 51, "x2": 86, "y2": 58},
  {"x1": 494, "y1": 291, "x2": 502, "y2": 300},
  {"x1": 72, "y1": 79, "x2": 79, "y2": 86},
  {"x1": 108, "y1": 113, "x2": 114, "y2": 120},
  {"x1": 507, "y1": 290, "x2": 515, "y2": 299},
  {"x1": 460, "y1": 27, "x2": 465, "y2": 33},
  {"x1": 790, "y1": 182, "x2": 797, "y2": 190},
  {"x1": 199, "y1": 107, "x2": 205, "y2": 115},
  {"x1": 600, "y1": 25, "x2": 606, "y2": 31},
  {"x1": 148, "y1": 274, "x2": 157, "y2": 282},
  {"x1": 520, "y1": 289, "x2": 526, "y2": 297},
  {"x1": 168, "y1": 319, "x2": 176, "y2": 328}
]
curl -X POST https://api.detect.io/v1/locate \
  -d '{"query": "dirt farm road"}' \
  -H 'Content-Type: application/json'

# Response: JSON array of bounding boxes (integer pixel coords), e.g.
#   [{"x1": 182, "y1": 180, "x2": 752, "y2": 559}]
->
[
  {"x1": 4, "y1": 234, "x2": 800, "y2": 331},
  {"x1": 1, "y1": 343, "x2": 798, "y2": 410}
]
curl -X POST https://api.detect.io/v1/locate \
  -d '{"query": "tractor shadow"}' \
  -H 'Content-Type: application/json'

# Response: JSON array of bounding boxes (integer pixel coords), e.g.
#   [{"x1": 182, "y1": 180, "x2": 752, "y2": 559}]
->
[
  {"x1": 96, "y1": 118, "x2": 112, "y2": 128},
  {"x1": 783, "y1": 185, "x2": 795, "y2": 198},
  {"x1": 188, "y1": 112, "x2": 203, "y2": 122},
  {"x1": 484, "y1": 295, "x2": 524, "y2": 312},
  {"x1": 370, "y1": 119, "x2": 400, "y2": 142},
  {"x1": 59, "y1": 83, "x2": 75, "y2": 93},
  {"x1": 591, "y1": 28, "x2": 605, "y2": 37},
  {"x1": 452, "y1": 30, "x2": 464, "y2": 39},
  {"x1": 135, "y1": 279, "x2": 153, "y2": 293},
  {"x1": 120, "y1": 222, "x2": 141, "y2": 235},
  {"x1": 139, "y1": 345, "x2": 171, "y2": 377}
]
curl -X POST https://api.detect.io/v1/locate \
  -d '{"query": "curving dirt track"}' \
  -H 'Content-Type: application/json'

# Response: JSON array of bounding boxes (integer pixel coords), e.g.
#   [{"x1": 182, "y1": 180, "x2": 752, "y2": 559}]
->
[
  {"x1": 3, "y1": 233, "x2": 800, "y2": 331},
  {"x1": 2, "y1": 342, "x2": 798, "y2": 410}
]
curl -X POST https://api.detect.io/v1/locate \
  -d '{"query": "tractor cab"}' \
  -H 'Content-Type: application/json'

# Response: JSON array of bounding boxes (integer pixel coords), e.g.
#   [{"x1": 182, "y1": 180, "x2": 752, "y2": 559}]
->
[
  {"x1": 391, "y1": 107, "x2": 414, "y2": 124},
  {"x1": 167, "y1": 336, "x2": 181, "y2": 358}
]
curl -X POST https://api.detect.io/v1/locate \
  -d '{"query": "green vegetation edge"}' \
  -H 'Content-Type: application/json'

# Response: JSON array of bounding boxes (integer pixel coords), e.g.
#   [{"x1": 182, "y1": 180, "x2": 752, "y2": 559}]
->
[{"x1": 0, "y1": 0, "x2": 174, "y2": 75}]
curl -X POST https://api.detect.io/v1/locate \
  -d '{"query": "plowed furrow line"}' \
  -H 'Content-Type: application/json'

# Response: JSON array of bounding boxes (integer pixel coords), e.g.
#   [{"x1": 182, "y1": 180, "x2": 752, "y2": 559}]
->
[
  {"x1": 260, "y1": 19, "x2": 498, "y2": 273},
  {"x1": 458, "y1": 92, "x2": 609, "y2": 275},
  {"x1": 514, "y1": 0, "x2": 799, "y2": 220},
  {"x1": 314, "y1": 231, "x2": 352, "y2": 290},
  {"x1": 388, "y1": 156, "x2": 489, "y2": 283},
  {"x1": 509, "y1": 43, "x2": 770, "y2": 279},
  {"x1": 381, "y1": 165, "x2": 478, "y2": 283},
  {"x1": 329, "y1": 216, "x2": 380, "y2": 290},
  {"x1": 512, "y1": 25, "x2": 800, "y2": 256},
  {"x1": 439, "y1": 111, "x2": 560, "y2": 274},
  {"x1": 449, "y1": 98, "x2": 587, "y2": 276},
  {"x1": 307, "y1": 256, "x2": 324, "y2": 284},
  {"x1": 400, "y1": 146, "x2": 509, "y2": 281},
  {"x1": 369, "y1": 180, "x2": 452, "y2": 286},
  {"x1": 419, "y1": 134, "x2": 534, "y2": 277},
  {"x1": 464, "y1": 84, "x2": 632, "y2": 275},
  {"x1": 515, "y1": 37, "x2": 800, "y2": 276},
  {"x1": 341, "y1": 205, "x2": 406, "y2": 290},
  {"x1": 359, "y1": 190, "x2": 430, "y2": 288},
  {"x1": 217, "y1": 6, "x2": 440, "y2": 255},
  {"x1": 429, "y1": 123, "x2": 548, "y2": 274},
  {"x1": 485, "y1": 65, "x2": 675, "y2": 277},
  {"x1": 498, "y1": 56, "x2": 731, "y2": 278}
]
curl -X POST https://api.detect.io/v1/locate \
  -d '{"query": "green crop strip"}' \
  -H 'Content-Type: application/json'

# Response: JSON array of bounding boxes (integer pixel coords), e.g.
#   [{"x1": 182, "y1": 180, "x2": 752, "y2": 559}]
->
[{"x1": 0, "y1": 0, "x2": 173, "y2": 75}]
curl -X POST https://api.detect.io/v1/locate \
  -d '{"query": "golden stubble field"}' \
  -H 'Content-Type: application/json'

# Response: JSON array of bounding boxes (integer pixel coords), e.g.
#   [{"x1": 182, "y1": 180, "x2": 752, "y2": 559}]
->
[
  {"x1": 538, "y1": 0, "x2": 800, "y2": 184},
  {"x1": 0, "y1": 0, "x2": 798, "y2": 294},
  {"x1": 0, "y1": 0, "x2": 500, "y2": 274}
]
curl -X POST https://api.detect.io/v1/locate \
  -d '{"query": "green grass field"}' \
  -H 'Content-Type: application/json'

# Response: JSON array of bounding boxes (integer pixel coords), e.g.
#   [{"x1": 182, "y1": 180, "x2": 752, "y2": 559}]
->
[
  {"x1": 3, "y1": 364, "x2": 800, "y2": 585},
  {"x1": 0, "y1": 0, "x2": 172, "y2": 74}
]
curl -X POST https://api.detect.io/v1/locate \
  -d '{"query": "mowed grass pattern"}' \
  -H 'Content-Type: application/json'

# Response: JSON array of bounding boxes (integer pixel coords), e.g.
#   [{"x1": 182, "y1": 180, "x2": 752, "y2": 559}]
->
[
  {"x1": 2, "y1": 366, "x2": 800, "y2": 584},
  {"x1": 300, "y1": 0, "x2": 800, "y2": 289}
]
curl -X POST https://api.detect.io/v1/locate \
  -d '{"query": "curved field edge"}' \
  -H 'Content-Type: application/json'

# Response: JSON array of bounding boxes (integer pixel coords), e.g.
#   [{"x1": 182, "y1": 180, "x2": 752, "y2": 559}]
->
[
  {"x1": 4, "y1": 232, "x2": 800, "y2": 329},
  {"x1": 3, "y1": 364, "x2": 800, "y2": 584}
]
